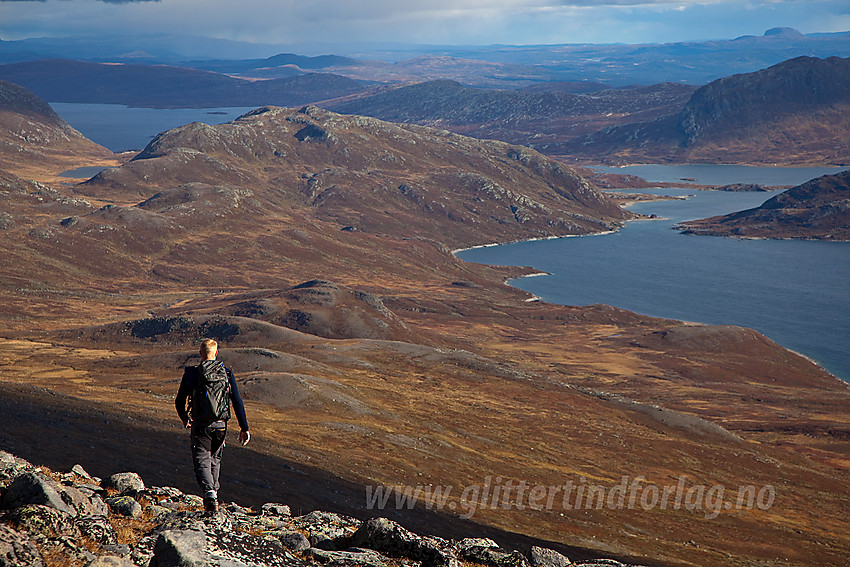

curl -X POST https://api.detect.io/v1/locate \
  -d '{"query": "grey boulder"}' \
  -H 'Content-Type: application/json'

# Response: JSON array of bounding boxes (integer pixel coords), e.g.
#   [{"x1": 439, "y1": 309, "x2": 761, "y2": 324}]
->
[
  {"x1": 101, "y1": 472, "x2": 145, "y2": 494},
  {"x1": 0, "y1": 524, "x2": 43, "y2": 567}
]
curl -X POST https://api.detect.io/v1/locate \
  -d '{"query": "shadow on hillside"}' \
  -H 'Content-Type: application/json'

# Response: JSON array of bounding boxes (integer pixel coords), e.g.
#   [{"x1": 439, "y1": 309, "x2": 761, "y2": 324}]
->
[{"x1": 0, "y1": 381, "x2": 668, "y2": 567}]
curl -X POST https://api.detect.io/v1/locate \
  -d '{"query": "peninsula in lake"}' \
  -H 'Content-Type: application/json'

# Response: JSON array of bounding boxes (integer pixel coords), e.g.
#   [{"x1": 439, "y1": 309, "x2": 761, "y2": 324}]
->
[{"x1": 677, "y1": 170, "x2": 850, "y2": 240}]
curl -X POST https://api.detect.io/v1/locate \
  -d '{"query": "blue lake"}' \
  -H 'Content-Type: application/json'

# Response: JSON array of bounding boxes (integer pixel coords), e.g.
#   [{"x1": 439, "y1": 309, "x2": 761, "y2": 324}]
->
[
  {"x1": 50, "y1": 102, "x2": 257, "y2": 152},
  {"x1": 458, "y1": 166, "x2": 850, "y2": 383},
  {"x1": 593, "y1": 164, "x2": 850, "y2": 187}
]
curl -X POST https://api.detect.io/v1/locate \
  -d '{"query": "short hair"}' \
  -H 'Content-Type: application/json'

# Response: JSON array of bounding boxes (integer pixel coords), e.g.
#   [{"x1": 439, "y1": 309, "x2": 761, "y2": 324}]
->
[{"x1": 200, "y1": 338, "x2": 218, "y2": 357}]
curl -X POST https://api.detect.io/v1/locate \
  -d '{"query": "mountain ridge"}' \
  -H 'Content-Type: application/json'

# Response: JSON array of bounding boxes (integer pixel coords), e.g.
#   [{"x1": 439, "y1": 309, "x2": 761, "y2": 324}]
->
[
  {"x1": 559, "y1": 56, "x2": 850, "y2": 165},
  {"x1": 676, "y1": 169, "x2": 850, "y2": 239},
  {"x1": 75, "y1": 104, "x2": 629, "y2": 251},
  {"x1": 326, "y1": 79, "x2": 694, "y2": 151},
  {"x1": 0, "y1": 79, "x2": 116, "y2": 181},
  {"x1": 5, "y1": 28, "x2": 848, "y2": 87},
  {"x1": 0, "y1": 59, "x2": 367, "y2": 109}
]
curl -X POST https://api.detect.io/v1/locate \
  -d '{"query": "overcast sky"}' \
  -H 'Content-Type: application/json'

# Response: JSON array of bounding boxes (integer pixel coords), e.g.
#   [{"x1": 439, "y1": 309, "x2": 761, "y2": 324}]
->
[{"x1": 1, "y1": 0, "x2": 848, "y2": 49}]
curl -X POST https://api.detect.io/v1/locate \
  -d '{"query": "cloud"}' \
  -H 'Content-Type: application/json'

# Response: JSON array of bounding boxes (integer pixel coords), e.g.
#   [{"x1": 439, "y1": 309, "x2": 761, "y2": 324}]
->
[
  {"x1": 0, "y1": 0, "x2": 846, "y2": 46},
  {"x1": 0, "y1": 0, "x2": 159, "y2": 3}
]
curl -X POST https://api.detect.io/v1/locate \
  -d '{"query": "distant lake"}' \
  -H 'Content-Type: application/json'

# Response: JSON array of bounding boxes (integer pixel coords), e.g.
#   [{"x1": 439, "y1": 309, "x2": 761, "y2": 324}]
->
[
  {"x1": 458, "y1": 166, "x2": 850, "y2": 383},
  {"x1": 593, "y1": 164, "x2": 849, "y2": 187},
  {"x1": 50, "y1": 102, "x2": 258, "y2": 152}
]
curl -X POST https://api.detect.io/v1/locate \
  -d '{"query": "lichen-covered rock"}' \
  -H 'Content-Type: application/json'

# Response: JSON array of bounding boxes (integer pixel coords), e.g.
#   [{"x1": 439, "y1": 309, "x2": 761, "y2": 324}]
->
[
  {"x1": 147, "y1": 504, "x2": 173, "y2": 520},
  {"x1": 1, "y1": 472, "x2": 77, "y2": 516},
  {"x1": 70, "y1": 464, "x2": 95, "y2": 482},
  {"x1": 86, "y1": 556, "x2": 135, "y2": 567},
  {"x1": 261, "y1": 503, "x2": 291, "y2": 517},
  {"x1": 101, "y1": 472, "x2": 145, "y2": 494},
  {"x1": 0, "y1": 452, "x2": 32, "y2": 483},
  {"x1": 148, "y1": 519, "x2": 306, "y2": 567},
  {"x1": 529, "y1": 546, "x2": 571, "y2": 567},
  {"x1": 286, "y1": 510, "x2": 361, "y2": 545},
  {"x1": 6, "y1": 504, "x2": 80, "y2": 538},
  {"x1": 309, "y1": 547, "x2": 388, "y2": 567},
  {"x1": 149, "y1": 528, "x2": 206, "y2": 567},
  {"x1": 349, "y1": 517, "x2": 458, "y2": 567},
  {"x1": 0, "y1": 523, "x2": 43, "y2": 567},
  {"x1": 276, "y1": 530, "x2": 311, "y2": 552},
  {"x1": 458, "y1": 543, "x2": 530, "y2": 567},
  {"x1": 0, "y1": 453, "x2": 651, "y2": 567},
  {"x1": 456, "y1": 537, "x2": 499, "y2": 554},
  {"x1": 76, "y1": 516, "x2": 118, "y2": 546},
  {"x1": 106, "y1": 496, "x2": 142, "y2": 518}
]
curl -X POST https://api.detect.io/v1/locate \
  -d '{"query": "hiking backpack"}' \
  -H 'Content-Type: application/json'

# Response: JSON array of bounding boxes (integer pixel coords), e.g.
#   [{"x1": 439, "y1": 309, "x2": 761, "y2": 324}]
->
[{"x1": 191, "y1": 360, "x2": 232, "y2": 424}]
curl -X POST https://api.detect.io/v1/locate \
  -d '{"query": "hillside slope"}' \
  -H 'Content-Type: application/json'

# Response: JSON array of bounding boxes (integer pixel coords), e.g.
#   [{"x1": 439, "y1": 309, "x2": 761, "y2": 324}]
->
[
  {"x1": 328, "y1": 80, "x2": 695, "y2": 150},
  {"x1": 0, "y1": 79, "x2": 115, "y2": 180},
  {"x1": 563, "y1": 56, "x2": 850, "y2": 165},
  {"x1": 77, "y1": 105, "x2": 629, "y2": 251},
  {"x1": 677, "y1": 169, "x2": 850, "y2": 239}
]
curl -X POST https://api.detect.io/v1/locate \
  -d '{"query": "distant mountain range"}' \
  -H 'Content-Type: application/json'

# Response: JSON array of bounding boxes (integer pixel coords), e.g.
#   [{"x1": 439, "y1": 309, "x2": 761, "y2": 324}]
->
[
  {"x1": 676, "y1": 170, "x2": 850, "y2": 240},
  {"x1": 327, "y1": 79, "x2": 695, "y2": 149},
  {"x1": 2, "y1": 52, "x2": 847, "y2": 166},
  {"x1": 560, "y1": 56, "x2": 850, "y2": 165},
  {"x1": 0, "y1": 59, "x2": 366, "y2": 109},
  {"x1": 182, "y1": 52, "x2": 362, "y2": 78},
  {"x1": 1, "y1": 28, "x2": 849, "y2": 87}
]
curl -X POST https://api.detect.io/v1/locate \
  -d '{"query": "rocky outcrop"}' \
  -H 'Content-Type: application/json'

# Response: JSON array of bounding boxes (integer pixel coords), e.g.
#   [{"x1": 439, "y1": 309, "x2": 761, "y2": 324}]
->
[
  {"x1": 0, "y1": 450, "x2": 646, "y2": 567},
  {"x1": 78, "y1": 105, "x2": 629, "y2": 250},
  {"x1": 676, "y1": 169, "x2": 850, "y2": 239},
  {"x1": 565, "y1": 56, "x2": 850, "y2": 165},
  {"x1": 0, "y1": 79, "x2": 113, "y2": 177},
  {"x1": 713, "y1": 183, "x2": 769, "y2": 192}
]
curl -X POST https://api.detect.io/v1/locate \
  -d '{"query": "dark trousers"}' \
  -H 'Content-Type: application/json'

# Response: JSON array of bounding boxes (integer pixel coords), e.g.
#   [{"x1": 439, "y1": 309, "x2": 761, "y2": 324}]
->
[{"x1": 191, "y1": 422, "x2": 227, "y2": 496}]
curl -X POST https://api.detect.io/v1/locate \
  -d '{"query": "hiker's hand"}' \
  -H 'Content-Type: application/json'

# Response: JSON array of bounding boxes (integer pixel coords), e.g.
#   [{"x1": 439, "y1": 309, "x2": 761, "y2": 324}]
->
[{"x1": 240, "y1": 430, "x2": 250, "y2": 446}]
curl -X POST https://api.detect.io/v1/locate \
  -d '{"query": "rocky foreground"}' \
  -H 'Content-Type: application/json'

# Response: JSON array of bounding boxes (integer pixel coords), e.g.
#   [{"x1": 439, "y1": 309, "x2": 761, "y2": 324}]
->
[{"x1": 0, "y1": 450, "x2": 645, "y2": 567}]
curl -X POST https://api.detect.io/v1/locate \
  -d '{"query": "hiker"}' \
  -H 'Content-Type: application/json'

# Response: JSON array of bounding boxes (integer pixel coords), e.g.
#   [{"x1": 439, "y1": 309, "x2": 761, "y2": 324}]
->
[{"x1": 175, "y1": 338, "x2": 250, "y2": 512}]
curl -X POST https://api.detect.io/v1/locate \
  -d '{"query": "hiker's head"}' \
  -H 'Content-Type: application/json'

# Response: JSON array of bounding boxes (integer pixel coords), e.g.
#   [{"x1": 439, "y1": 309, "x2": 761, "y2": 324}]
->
[{"x1": 200, "y1": 339, "x2": 218, "y2": 360}]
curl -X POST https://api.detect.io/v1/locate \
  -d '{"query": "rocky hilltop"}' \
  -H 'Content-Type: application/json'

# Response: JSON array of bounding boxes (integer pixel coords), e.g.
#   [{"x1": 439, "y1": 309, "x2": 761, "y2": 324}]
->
[
  {"x1": 562, "y1": 56, "x2": 850, "y2": 165},
  {"x1": 78, "y1": 104, "x2": 628, "y2": 249},
  {"x1": 0, "y1": 450, "x2": 643, "y2": 567},
  {"x1": 0, "y1": 79, "x2": 115, "y2": 180},
  {"x1": 676, "y1": 169, "x2": 850, "y2": 239}
]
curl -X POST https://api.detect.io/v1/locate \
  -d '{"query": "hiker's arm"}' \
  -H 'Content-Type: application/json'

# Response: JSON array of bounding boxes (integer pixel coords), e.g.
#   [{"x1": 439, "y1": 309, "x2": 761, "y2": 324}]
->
[
  {"x1": 227, "y1": 371, "x2": 250, "y2": 435},
  {"x1": 175, "y1": 369, "x2": 192, "y2": 427}
]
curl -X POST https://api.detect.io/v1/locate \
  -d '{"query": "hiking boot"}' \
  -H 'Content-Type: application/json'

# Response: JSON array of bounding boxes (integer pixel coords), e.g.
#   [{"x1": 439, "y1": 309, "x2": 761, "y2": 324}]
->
[{"x1": 203, "y1": 496, "x2": 219, "y2": 513}]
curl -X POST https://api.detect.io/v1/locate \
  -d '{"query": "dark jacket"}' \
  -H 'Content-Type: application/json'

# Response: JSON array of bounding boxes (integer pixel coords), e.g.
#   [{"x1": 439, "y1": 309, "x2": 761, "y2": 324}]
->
[{"x1": 175, "y1": 361, "x2": 249, "y2": 431}]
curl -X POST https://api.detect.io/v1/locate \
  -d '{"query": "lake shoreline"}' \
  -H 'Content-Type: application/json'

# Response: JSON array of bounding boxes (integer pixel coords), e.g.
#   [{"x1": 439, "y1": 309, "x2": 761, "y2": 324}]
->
[{"x1": 457, "y1": 166, "x2": 849, "y2": 383}]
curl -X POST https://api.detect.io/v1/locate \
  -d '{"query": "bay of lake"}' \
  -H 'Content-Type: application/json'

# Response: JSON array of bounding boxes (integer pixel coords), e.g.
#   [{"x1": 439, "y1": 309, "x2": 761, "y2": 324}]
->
[
  {"x1": 50, "y1": 102, "x2": 257, "y2": 152},
  {"x1": 458, "y1": 165, "x2": 850, "y2": 383},
  {"x1": 47, "y1": 104, "x2": 850, "y2": 383}
]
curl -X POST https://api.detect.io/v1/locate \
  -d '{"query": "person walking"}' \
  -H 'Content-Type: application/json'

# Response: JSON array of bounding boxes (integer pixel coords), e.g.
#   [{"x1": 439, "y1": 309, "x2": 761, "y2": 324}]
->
[{"x1": 175, "y1": 338, "x2": 250, "y2": 512}]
